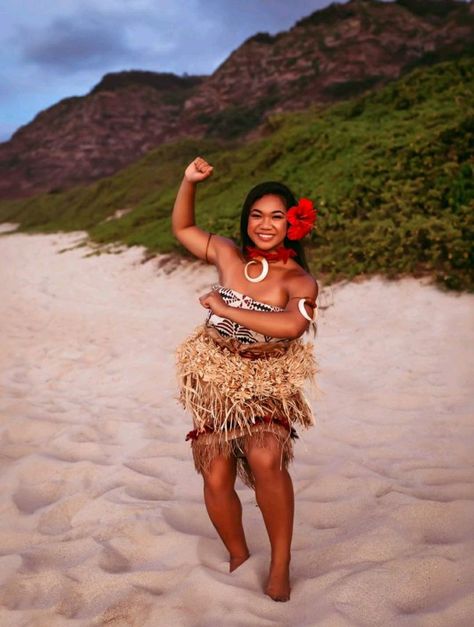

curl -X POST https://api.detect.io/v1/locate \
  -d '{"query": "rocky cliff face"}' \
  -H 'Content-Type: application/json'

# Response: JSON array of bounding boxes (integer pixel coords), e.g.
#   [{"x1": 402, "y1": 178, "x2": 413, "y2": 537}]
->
[
  {"x1": 182, "y1": 0, "x2": 473, "y2": 136},
  {"x1": 0, "y1": 0, "x2": 472, "y2": 199},
  {"x1": 0, "y1": 72, "x2": 203, "y2": 199}
]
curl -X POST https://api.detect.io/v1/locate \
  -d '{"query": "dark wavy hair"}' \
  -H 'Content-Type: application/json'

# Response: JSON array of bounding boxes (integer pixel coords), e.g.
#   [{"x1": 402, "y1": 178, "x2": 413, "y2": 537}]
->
[{"x1": 239, "y1": 181, "x2": 310, "y2": 272}]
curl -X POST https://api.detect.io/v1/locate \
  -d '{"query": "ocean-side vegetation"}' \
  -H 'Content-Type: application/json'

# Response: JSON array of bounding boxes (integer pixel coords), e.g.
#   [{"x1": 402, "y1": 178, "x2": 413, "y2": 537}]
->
[{"x1": 0, "y1": 56, "x2": 472, "y2": 291}]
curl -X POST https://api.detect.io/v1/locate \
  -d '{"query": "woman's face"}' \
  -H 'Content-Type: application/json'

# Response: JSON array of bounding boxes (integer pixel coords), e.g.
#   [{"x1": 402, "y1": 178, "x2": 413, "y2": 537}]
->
[{"x1": 247, "y1": 194, "x2": 287, "y2": 251}]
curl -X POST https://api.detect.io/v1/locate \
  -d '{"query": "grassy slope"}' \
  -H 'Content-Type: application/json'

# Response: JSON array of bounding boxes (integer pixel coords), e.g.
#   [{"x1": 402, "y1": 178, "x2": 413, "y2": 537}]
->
[{"x1": 0, "y1": 56, "x2": 472, "y2": 290}]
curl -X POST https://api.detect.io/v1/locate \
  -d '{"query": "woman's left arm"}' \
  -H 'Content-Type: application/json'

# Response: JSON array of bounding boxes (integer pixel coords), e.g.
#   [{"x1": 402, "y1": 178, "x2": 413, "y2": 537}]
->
[{"x1": 199, "y1": 277, "x2": 318, "y2": 339}]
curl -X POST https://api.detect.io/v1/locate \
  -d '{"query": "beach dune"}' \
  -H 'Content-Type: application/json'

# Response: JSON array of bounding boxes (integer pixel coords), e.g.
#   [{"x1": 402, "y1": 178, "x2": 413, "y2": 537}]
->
[{"x1": 0, "y1": 229, "x2": 473, "y2": 626}]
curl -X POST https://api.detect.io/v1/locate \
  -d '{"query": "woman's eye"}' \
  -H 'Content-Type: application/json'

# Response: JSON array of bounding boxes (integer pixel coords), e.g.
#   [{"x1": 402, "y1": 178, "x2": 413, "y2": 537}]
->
[{"x1": 250, "y1": 215, "x2": 284, "y2": 219}]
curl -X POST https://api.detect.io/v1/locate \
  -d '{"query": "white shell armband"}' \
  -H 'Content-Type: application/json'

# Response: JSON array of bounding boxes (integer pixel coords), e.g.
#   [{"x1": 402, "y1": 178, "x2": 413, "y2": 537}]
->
[{"x1": 298, "y1": 298, "x2": 318, "y2": 322}]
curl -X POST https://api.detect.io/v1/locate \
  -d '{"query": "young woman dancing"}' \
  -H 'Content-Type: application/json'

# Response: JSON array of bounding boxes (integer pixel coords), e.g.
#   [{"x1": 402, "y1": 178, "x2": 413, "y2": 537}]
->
[{"x1": 173, "y1": 156, "x2": 318, "y2": 602}]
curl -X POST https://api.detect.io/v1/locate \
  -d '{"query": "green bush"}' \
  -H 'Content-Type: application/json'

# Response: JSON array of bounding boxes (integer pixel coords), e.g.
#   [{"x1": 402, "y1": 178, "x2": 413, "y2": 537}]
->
[{"x1": 1, "y1": 56, "x2": 472, "y2": 291}]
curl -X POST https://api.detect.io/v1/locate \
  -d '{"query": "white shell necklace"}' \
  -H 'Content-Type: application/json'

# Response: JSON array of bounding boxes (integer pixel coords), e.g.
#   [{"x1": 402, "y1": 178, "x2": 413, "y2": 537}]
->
[{"x1": 243, "y1": 257, "x2": 269, "y2": 283}]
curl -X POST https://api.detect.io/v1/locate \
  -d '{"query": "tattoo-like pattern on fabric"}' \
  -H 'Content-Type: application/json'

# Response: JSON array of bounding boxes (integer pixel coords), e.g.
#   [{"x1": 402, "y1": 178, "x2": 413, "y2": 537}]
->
[{"x1": 206, "y1": 283, "x2": 291, "y2": 344}]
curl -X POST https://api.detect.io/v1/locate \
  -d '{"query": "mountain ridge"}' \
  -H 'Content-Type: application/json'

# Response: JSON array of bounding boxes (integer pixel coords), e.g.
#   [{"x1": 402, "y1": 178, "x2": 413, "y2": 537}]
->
[
  {"x1": 0, "y1": 0, "x2": 472, "y2": 199},
  {"x1": 0, "y1": 55, "x2": 471, "y2": 291}
]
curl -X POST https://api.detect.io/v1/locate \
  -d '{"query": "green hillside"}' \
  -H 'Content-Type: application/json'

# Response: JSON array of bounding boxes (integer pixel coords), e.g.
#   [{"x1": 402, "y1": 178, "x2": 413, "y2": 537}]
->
[{"x1": 0, "y1": 56, "x2": 472, "y2": 291}]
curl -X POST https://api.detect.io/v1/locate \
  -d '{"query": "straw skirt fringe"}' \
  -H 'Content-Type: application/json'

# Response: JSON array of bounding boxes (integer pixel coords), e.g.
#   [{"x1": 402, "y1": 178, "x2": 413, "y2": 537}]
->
[{"x1": 175, "y1": 323, "x2": 318, "y2": 489}]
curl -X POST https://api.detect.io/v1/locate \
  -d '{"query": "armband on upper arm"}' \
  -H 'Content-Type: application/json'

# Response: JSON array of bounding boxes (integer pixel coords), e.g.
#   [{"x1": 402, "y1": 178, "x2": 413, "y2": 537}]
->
[
  {"x1": 205, "y1": 232, "x2": 214, "y2": 264},
  {"x1": 289, "y1": 296, "x2": 317, "y2": 322}
]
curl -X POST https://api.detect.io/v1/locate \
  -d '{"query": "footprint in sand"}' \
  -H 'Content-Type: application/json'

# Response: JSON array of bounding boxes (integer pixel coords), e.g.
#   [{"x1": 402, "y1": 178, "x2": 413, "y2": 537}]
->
[
  {"x1": 162, "y1": 504, "x2": 215, "y2": 539},
  {"x1": 37, "y1": 494, "x2": 89, "y2": 535},
  {"x1": 97, "y1": 540, "x2": 131, "y2": 573},
  {"x1": 124, "y1": 480, "x2": 173, "y2": 502},
  {"x1": 12, "y1": 480, "x2": 66, "y2": 515},
  {"x1": 0, "y1": 572, "x2": 64, "y2": 610}
]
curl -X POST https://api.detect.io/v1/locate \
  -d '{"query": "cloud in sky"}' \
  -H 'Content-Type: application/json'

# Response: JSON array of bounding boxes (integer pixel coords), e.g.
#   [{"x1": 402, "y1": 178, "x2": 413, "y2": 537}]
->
[
  {"x1": 0, "y1": 0, "x2": 331, "y2": 141},
  {"x1": 21, "y1": 15, "x2": 134, "y2": 71}
]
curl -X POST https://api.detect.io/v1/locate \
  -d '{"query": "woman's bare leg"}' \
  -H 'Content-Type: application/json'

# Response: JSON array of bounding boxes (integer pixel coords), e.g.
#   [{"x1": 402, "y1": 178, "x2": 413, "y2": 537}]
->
[
  {"x1": 245, "y1": 432, "x2": 294, "y2": 601},
  {"x1": 202, "y1": 453, "x2": 250, "y2": 572}
]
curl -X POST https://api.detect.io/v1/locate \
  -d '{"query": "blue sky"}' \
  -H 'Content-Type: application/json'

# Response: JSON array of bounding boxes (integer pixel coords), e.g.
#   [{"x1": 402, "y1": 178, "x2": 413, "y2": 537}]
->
[{"x1": 0, "y1": 0, "x2": 332, "y2": 142}]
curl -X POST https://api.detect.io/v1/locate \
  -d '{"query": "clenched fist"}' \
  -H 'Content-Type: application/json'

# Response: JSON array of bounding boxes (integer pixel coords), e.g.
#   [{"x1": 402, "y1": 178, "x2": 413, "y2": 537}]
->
[{"x1": 184, "y1": 157, "x2": 214, "y2": 183}]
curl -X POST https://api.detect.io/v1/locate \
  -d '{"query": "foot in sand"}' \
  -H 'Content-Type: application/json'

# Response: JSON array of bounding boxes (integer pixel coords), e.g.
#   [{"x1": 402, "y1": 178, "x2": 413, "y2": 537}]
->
[
  {"x1": 265, "y1": 561, "x2": 291, "y2": 602},
  {"x1": 229, "y1": 552, "x2": 250, "y2": 572}
]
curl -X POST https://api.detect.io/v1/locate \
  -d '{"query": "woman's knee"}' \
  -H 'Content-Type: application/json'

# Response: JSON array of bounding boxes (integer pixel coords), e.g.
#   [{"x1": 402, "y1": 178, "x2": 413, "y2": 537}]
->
[
  {"x1": 245, "y1": 434, "x2": 284, "y2": 477},
  {"x1": 202, "y1": 455, "x2": 236, "y2": 494}
]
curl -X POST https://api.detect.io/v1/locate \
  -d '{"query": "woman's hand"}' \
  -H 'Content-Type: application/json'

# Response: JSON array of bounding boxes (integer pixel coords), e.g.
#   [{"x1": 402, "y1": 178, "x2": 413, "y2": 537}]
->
[
  {"x1": 199, "y1": 290, "x2": 228, "y2": 317},
  {"x1": 184, "y1": 157, "x2": 214, "y2": 183}
]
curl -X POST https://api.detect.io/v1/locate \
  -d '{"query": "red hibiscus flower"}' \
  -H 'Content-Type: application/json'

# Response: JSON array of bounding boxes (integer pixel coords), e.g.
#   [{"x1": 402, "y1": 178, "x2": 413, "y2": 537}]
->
[{"x1": 286, "y1": 198, "x2": 317, "y2": 240}]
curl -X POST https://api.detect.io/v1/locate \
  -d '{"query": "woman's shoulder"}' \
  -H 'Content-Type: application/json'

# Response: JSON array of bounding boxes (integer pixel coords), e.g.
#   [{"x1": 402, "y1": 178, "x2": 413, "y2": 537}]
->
[
  {"x1": 212, "y1": 234, "x2": 239, "y2": 249},
  {"x1": 208, "y1": 234, "x2": 241, "y2": 264},
  {"x1": 285, "y1": 264, "x2": 318, "y2": 298}
]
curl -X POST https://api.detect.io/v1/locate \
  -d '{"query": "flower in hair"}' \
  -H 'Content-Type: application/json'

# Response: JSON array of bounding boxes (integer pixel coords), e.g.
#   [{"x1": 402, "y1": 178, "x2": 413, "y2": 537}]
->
[{"x1": 286, "y1": 198, "x2": 317, "y2": 240}]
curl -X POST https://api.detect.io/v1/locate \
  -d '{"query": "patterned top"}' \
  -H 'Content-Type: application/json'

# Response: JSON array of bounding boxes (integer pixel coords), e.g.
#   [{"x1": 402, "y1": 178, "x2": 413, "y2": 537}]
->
[{"x1": 205, "y1": 283, "x2": 292, "y2": 344}]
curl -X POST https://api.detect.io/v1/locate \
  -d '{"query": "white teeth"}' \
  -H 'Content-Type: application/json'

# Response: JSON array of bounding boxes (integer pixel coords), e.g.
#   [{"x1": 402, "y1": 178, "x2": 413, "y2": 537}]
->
[{"x1": 258, "y1": 234, "x2": 273, "y2": 240}]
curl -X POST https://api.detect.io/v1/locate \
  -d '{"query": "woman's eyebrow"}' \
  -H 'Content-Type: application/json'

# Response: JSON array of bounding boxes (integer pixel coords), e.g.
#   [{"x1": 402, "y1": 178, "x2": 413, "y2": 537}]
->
[{"x1": 250, "y1": 208, "x2": 285, "y2": 213}]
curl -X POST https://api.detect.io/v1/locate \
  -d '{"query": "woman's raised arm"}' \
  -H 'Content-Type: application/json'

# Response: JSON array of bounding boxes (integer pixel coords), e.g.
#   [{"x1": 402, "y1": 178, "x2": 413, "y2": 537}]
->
[{"x1": 172, "y1": 157, "x2": 235, "y2": 264}]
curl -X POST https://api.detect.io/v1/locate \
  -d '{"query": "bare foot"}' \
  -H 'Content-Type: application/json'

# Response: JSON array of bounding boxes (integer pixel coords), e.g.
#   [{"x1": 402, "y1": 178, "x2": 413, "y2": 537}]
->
[
  {"x1": 229, "y1": 553, "x2": 250, "y2": 572},
  {"x1": 265, "y1": 562, "x2": 291, "y2": 602}
]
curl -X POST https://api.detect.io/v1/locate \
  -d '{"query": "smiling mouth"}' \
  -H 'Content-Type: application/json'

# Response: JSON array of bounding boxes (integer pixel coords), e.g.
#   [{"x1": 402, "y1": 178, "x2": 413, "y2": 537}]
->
[{"x1": 256, "y1": 233, "x2": 274, "y2": 240}]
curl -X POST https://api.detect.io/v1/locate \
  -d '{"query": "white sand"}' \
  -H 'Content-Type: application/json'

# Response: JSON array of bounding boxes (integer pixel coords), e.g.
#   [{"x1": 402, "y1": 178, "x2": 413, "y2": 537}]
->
[{"x1": 1, "y1": 228, "x2": 473, "y2": 627}]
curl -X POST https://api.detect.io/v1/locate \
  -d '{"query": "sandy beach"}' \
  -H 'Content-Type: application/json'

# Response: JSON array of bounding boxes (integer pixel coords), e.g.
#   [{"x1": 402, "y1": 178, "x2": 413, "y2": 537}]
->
[{"x1": 0, "y1": 227, "x2": 473, "y2": 627}]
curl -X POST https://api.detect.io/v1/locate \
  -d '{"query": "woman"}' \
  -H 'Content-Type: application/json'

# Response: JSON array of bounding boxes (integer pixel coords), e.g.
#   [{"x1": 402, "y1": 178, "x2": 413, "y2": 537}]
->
[{"x1": 173, "y1": 156, "x2": 318, "y2": 602}]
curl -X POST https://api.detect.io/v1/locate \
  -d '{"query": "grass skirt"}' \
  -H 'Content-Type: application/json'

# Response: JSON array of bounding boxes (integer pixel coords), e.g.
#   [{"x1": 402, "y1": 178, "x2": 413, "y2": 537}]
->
[{"x1": 175, "y1": 323, "x2": 318, "y2": 489}]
